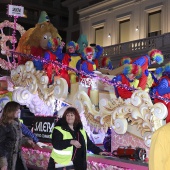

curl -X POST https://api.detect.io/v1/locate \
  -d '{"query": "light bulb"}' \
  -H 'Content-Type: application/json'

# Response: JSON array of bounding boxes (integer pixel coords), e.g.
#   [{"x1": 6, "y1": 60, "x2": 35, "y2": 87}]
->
[{"x1": 135, "y1": 26, "x2": 139, "y2": 31}]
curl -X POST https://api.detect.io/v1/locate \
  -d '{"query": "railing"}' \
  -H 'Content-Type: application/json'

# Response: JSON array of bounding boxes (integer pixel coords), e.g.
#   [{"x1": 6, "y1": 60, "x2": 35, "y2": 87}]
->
[{"x1": 103, "y1": 33, "x2": 170, "y2": 58}]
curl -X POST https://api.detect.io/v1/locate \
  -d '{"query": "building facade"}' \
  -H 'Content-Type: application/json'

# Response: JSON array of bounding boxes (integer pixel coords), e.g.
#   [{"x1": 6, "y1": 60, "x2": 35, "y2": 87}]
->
[
  {"x1": 78, "y1": 0, "x2": 170, "y2": 46},
  {"x1": 64, "y1": 0, "x2": 170, "y2": 67}
]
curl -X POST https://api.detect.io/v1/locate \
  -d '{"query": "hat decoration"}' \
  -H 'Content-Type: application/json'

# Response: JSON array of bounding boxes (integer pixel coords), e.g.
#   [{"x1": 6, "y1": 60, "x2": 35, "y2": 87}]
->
[
  {"x1": 123, "y1": 64, "x2": 142, "y2": 79},
  {"x1": 148, "y1": 49, "x2": 164, "y2": 64},
  {"x1": 38, "y1": 11, "x2": 50, "y2": 24},
  {"x1": 164, "y1": 62, "x2": 170, "y2": 73},
  {"x1": 119, "y1": 56, "x2": 132, "y2": 66},
  {"x1": 84, "y1": 46, "x2": 94, "y2": 54},
  {"x1": 67, "y1": 41, "x2": 79, "y2": 51},
  {"x1": 101, "y1": 56, "x2": 113, "y2": 69}
]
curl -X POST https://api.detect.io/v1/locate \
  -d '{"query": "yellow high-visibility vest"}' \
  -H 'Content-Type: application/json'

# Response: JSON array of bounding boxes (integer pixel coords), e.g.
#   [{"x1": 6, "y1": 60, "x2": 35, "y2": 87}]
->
[{"x1": 50, "y1": 126, "x2": 87, "y2": 166}]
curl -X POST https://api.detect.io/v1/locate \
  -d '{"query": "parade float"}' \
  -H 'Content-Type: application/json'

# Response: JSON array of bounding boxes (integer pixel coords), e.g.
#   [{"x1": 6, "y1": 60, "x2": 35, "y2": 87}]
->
[{"x1": 0, "y1": 5, "x2": 169, "y2": 170}]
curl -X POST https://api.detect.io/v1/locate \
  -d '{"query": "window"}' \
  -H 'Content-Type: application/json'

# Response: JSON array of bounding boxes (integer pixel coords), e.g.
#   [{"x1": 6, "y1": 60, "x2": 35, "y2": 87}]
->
[
  {"x1": 148, "y1": 10, "x2": 161, "y2": 37},
  {"x1": 119, "y1": 19, "x2": 130, "y2": 43},
  {"x1": 95, "y1": 27, "x2": 104, "y2": 46}
]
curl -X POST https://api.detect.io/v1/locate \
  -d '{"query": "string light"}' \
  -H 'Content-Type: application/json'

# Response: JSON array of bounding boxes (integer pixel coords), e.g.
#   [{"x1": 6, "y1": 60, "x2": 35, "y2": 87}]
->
[{"x1": 9, "y1": 51, "x2": 170, "y2": 103}]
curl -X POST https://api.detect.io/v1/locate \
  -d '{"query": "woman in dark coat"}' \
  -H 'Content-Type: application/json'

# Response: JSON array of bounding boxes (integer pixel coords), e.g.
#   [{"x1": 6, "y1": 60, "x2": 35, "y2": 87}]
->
[
  {"x1": 0, "y1": 101, "x2": 35, "y2": 170},
  {"x1": 47, "y1": 106, "x2": 109, "y2": 170}
]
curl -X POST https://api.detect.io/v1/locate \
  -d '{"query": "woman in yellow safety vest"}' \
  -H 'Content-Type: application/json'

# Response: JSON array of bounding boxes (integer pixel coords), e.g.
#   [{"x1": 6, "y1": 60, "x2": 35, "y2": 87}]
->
[{"x1": 47, "y1": 106, "x2": 109, "y2": 170}]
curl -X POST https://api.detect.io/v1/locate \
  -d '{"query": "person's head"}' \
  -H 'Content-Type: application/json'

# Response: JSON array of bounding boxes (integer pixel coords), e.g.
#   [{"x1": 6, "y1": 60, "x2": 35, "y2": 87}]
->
[
  {"x1": 148, "y1": 49, "x2": 164, "y2": 65},
  {"x1": 62, "y1": 107, "x2": 83, "y2": 129},
  {"x1": 126, "y1": 73, "x2": 136, "y2": 80},
  {"x1": 123, "y1": 64, "x2": 142, "y2": 81},
  {"x1": 101, "y1": 56, "x2": 113, "y2": 70},
  {"x1": 119, "y1": 56, "x2": 132, "y2": 66},
  {"x1": 0, "y1": 101, "x2": 20, "y2": 124},
  {"x1": 67, "y1": 41, "x2": 79, "y2": 53},
  {"x1": 84, "y1": 46, "x2": 94, "y2": 61}
]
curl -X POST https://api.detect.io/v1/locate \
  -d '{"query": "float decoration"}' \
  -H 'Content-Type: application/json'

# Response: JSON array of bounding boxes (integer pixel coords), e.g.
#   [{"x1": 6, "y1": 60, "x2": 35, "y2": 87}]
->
[
  {"x1": 0, "y1": 20, "x2": 25, "y2": 56},
  {"x1": 16, "y1": 11, "x2": 60, "y2": 65},
  {"x1": 72, "y1": 89, "x2": 167, "y2": 147},
  {"x1": 0, "y1": 20, "x2": 26, "y2": 69},
  {"x1": 0, "y1": 15, "x2": 168, "y2": 150},
  {"x1": 11, "y1": 61, "x2": 68, "y2": 115},
  {"x1": 9, "y1": 51, "x2": 170, "y2": 103}
]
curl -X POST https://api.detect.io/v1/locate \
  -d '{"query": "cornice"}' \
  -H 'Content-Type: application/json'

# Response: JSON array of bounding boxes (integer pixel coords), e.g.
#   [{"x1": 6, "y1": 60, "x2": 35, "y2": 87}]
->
[
  {"x1": 144, "y1": 2, "x2": 163, "y2": 13},
  {"x1": 78, "y1": 0, "x2": 136, "y2": 16},
  {"x1": 79, "y1": 0, "x2": 137, "y2": 21}
]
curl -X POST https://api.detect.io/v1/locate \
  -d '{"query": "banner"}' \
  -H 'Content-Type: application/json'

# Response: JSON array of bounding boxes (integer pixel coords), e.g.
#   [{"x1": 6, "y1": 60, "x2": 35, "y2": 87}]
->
[
  {"x1": 33, "y1": 116, "x2": 55, "y2": 142},
  {"x1": 8, "y1": 5, "x2": 24, "y2": 17}
]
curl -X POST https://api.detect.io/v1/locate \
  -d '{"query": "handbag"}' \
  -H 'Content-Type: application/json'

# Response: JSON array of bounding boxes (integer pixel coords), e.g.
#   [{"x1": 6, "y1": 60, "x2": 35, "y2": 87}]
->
[{"x1": 55, "y1": 132, "x2": 79, "y2": 168}]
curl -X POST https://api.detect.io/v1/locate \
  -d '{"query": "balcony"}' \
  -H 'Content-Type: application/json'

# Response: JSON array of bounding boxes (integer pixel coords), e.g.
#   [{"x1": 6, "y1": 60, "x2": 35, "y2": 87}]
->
[{"x1": 103, "y1": 33, "x2": 170, "y2": 67}]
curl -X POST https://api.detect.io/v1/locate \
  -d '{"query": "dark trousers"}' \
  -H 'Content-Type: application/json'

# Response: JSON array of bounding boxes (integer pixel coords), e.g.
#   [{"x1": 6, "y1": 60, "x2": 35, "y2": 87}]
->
[
  {"x1": 15, "y1": 155, "x2": 27, "y2": 170},
  {"x1": 47, "y1": 157, "x2": 74, "y2": 170}
]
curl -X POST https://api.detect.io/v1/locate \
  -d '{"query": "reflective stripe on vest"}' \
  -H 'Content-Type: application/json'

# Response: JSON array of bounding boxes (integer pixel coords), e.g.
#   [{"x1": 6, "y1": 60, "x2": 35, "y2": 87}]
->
[
  {"x1": 53, "y1": 149, "x2": 72, "y2": 155},
  {"x1": 50, "y1": 126, "x2": 87, "y2": 166},
  {"x1": 80, "y1": 129, "x2": 87, "y2": 145},
  {"x1": 19, "y1": 119, "x2": 23, "y2": 124}
]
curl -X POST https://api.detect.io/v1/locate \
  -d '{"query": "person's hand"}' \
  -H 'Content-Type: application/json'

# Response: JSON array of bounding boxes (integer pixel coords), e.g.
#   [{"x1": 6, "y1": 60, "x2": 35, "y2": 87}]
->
[
  {"x1": 61, "y1": 41, "x2": 65, "y2": 47},
  {"x1": 1, "y1": 166, "x2": 7, "y2": 170},
  {"x1": 60, "y1": 41, "x2": 65, "y2": 49},
  {"x1": 36, "y1": 142, "x2": 48, "y2": 148},
  {"x1": 117, "y1": 81, "x2": 122, "y2": 84},
  {"x1": 27, "y1": 140, "x2": 35, "y2": 148},
  {"x1": 70, "y1": 140, "x2": 81, "y2": 148},
  {"x1": 99, "y1": 152, "x2": 111, "y2": 156}
]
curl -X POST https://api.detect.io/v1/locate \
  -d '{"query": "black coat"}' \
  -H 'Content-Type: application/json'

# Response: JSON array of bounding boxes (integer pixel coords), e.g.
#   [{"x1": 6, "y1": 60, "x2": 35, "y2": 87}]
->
[
  {"x1": 0, "y1": 119, "x2": 28, "y2": 170},
  {"x1": 48, "y1": 119, "x2": 102, "y2": 170}
]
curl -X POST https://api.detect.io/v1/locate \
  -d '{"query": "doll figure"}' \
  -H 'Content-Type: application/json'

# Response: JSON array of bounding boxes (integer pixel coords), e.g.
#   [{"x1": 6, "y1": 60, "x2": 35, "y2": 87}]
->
[
  {"x1": 153, "y1": 62, "x2": 170, "y2": 123},
  {"x1": 101, "y1": 56, "x2": 113, "y2": 70},
  {"x1": 81, "y1": 46, "x2": 96, "y2": 75},
  {"x1": 112, "y1": 64, "x2": 142, "y2": 99},
  {"x1": 81, "y1": 47, "x2": 100, "y2": 107},
  {"x1": 60, "y1": 41, "x2": 81, "y2": 89},
  {"x1": 91, "y1": 43, "x2": 103, "y2": 68},
  {"x1": 43, "y1": 37, "x2": 64, "y2": 84},
  {"x1": 149, "y1": 66, "x2": 164, "y2": 99},
  {"x1": 132, "y1": 49, "x2": 164, "y2": 90}
]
